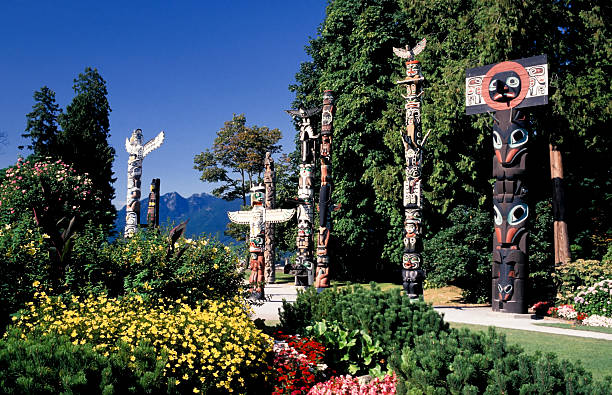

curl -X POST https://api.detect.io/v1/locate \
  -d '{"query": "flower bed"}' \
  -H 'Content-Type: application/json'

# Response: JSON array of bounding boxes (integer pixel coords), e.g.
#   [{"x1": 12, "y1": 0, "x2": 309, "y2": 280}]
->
[
  {"x1": 308, "y1": 373, "x2": 397, "y2": 394},
  {"x1": 573, "y1": 279, "x2": 612, "y2": 318},
  {"x1": 8, "y1": 291, "x2": 272, "y2": 393},
  {"x1": 272, "y1": 332, "x2": 328, "y2": 395}
]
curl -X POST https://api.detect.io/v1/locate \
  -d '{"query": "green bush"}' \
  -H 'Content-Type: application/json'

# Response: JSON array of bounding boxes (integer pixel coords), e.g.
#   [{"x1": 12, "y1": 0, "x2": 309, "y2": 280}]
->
[
  {"x1": 0, "y1": 329, "x2": 170, "y2": 394},
  {"x1": 279, "y1": 284, "x2": 450, "y2": 366},
  {"x1": 554, "y1": 259, "x2": 612, "y2": 304},
  {"x1": 573, "y1": 279, "x2": 612, "y2": 318},
  {"x1": 422, "y1": 205, "x2": 491, "y2": 302},
  {"x1": 391, "y1": 327, "x2": 612, "y2": 394},
  {"x1": 0, "y1": 157, "x2": 103, "y2": 230},
  {"x1": 102, "y1": 228, "x2": 244, "y2": 303}
]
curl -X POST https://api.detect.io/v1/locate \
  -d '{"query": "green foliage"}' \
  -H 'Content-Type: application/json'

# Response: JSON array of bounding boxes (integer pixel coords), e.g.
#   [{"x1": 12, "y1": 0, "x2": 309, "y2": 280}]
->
[
  {"x1": 554, "y1": 259, "x2": 612, "y2": 304},
  {"x1": 305, "y1": 319, "x2": 388, "y2": 377},
  {"x1": 279, "y1": 284, "x2": 450, "y2": 364},
  {"x1": 422, "y1": 205, "x2": 491, "y2": 302},
  {"x1": 291, "y1": 0, "x2": 612, "y2": 279},
  {"x1": 193, "y1": 113, "x2": 282, "y2": 207},
  {"x1": 21, "y1": 86, "x2": 61, "y2": 157},
  {"x1": 573, "y1": 279, "x2": 612, "y2": 318},
  {"x1": 22, "y1": 68, "x2": 117, "y2": 234},
  {"x1": 0, "y1": 329, "x2": 170, "y2": 394},
  {"x1": 392, "y1": 326, "x2": 612, "y2": 394},
  {"x1": 103, "y1": 228, "x2": 244, "y2": 303}
]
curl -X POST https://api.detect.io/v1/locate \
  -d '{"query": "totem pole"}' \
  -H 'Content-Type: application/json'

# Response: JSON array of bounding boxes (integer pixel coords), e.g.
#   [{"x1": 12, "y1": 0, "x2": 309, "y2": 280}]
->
[
  {"x1": 228, "y1": 185, "x2": 295, "y2": 299},
  {"x1": 124, "y1": 129, "x2": 165, "y2": 237},
  {"x1": 465, "y1": 55, "x2": 548, "y2": 313},
  {"x1": 393, "y1": 39, "x2": 428, "y2": 298},
  {"x1": 315, "y1": 90, "x2": 335, "y2": 291},
  {"x1": 264, "y1": 152, "x2": 277, "y2": 283},
  {"x1": 286, "y1": 106, "x2": 321, "y2": 286},
  {"x1": 146, "y1": 178, "x2": 161, "y2": 228}
]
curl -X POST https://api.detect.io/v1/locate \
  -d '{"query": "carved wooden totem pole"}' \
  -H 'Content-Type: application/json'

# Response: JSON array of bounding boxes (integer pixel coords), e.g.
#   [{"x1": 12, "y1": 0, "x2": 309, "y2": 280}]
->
[
  {"x1": 315, "y1": 90, "x2": 335, "y2": 291},
  {"x1": 394, "y1": 39, "x2": 428, "y2": 298},
  {"x1": 264, "y1": 152, "x2": 277, "y2": 283},
  {"x1": 124, "y1": 129, "x2": 165, "y2": 237},
  {"x1": 146, "y1": 178, "x2": 161, "y2": 228},
  {"x1": 228, "y1": 185, "x2": 295, "y2": 299},
  {"x1": 465, "y1": 55, "x2": 548, "y2": 313},
  {"x1": 286, "y1": 106, "x2": 320, "y2": 286}
]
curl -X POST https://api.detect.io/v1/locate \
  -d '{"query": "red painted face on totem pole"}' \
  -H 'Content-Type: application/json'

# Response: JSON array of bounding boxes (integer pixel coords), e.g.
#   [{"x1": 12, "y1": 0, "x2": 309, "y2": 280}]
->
[
  {"x1": 494, "y1": 201, "x2": 528, "y2": 249},
  {"x1": 492, "y1": 122, "x2": 528, "y2": 168}
]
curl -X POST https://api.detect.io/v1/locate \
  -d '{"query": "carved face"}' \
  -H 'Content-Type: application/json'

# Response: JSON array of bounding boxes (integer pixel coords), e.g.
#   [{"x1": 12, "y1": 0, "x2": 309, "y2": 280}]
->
[
  {"x1": 130, "y1": 129, "x2": 143, "y2": 145},
  {"x1": 493, "y1": 249, "x2": 525, "y2": 302},
  {"x1": 494, "y1": 201, "x2": 528, "y2": 249},
  {"x1": 489, "y1": 71, "x2": 521, "y2": 102},
  {"x1": 492, "y1": 123, "x2": 528, "y2": 168},
  {"x1": 250, "y1": 235, "x2": 264, "y2": 252},
  {"x1": 402, "y1": 253, "x2": 421, "y2": 269}
]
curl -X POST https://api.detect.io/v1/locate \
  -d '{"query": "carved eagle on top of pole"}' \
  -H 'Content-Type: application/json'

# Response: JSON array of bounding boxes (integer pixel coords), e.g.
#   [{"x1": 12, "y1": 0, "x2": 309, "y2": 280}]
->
[
  {"x1": 393, "y1": 38, "x2": 427, "y2": 61},
  {"x1": 125, "y1": 129, "x2": 165, "y2": 160}
]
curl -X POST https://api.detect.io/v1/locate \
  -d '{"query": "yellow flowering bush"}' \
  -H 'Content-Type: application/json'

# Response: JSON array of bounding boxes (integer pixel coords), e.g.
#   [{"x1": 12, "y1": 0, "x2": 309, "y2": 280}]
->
[
  {"x1": 9, "y1": 292, "x2": 273, "y2": 394},
  {"x1": 103, "y1": 228, "x2": 244, "y2": 303}
]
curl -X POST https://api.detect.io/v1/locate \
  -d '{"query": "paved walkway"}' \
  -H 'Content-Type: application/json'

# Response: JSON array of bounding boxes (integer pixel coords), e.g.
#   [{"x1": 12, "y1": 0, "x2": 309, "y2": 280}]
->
[{"x1": 250, "y1": 283, "x2": 612, "y2": 341}]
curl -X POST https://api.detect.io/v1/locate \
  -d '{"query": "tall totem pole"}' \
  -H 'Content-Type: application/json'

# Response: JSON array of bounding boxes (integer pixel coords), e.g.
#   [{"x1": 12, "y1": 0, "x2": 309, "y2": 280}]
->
[
  {"x1": 286, "y1": 106, "x2": 320, "y2": 286},
  {"x1": 264, "y1": 152, "x2": 277, "y2": 283},
  {"x1": 393, "y1": 39, "x2": 428, "y2": 298},
  {"x1": 315, "y1": 90, "x2": 335, "y2": 290},
  {"x1": 465, "y1": 55, "x2": 548, "y2": 313},
  {"x1": 228, "y1": 185, "x2": 295, "y2": 299},
  {"x1": 124, "y1": 129, "x2": 165, "y2": 237}
]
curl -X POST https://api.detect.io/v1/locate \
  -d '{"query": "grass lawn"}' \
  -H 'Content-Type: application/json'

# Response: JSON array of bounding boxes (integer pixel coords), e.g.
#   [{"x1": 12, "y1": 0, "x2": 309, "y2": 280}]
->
[
  {"x1": 450, "y1": 323, "x2": 612, "y2": 381},
  {"x1": 534, "y1": 322, "x2": 612, "y2": 334}
]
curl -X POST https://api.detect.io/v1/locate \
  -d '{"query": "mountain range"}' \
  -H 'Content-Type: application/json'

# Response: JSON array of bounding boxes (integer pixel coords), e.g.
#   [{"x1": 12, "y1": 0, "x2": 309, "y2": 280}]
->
[{"x1": 114, "y1": 192, "x2": 242, "y2": 243}]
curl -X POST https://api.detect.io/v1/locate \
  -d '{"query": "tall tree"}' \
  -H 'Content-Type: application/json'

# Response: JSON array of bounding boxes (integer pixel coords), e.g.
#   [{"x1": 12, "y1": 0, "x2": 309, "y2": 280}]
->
[
  {"x1": 292, "y1": 0, "x2": 611, "y2": 282},
  {"x1": 193, "y1": 113, "x2": 282, "y2": 207},
  {"x1": 57, "y1": 67, "x2": 116, "y2": 232},
  {"x1": 22, "y1": 86, "x2": 62, "y2": 157}
]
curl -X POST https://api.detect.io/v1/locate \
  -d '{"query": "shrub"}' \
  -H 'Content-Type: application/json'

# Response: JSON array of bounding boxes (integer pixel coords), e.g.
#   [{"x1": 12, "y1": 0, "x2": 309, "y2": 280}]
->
[
  {"x1": 305, "y1": 319, "x2": 387, "y2": 377},
  {"x1": 0, "y1": 220, "x2": 51, "y2": 331},
  {"x1": 391, "y1": 327, "x2": 612, "y2": 394},
  {"x1": 0, "y1": 328, "x2": 169, "y2": 394},
  {"x1": 279, "y1": 284, "x2": 450, "y2": 367},
  {"x1": 0, "y1": 157, "x2": 101, "y2": 229},
  {"x1": 308, "y1": 373, "x2": 397, "y2": 394},
  {"x1": 574, "y1": 279, "x2": 612, "y2": 318},
  {"x1": 103, "y1": 228, "x2": 244, "y2": 302},
  {"x1": 9, "y1": 292, "x2": 273, "y2": 394},
  {"x1": 422, "y1": 205, "x2": 491, "y2": 302},
  {"x1": 582, "y1": 315, "x2": 612, "y2": 328},
  {"x1": 554, "y1": 259, "x2": 612, "y2": 304}
]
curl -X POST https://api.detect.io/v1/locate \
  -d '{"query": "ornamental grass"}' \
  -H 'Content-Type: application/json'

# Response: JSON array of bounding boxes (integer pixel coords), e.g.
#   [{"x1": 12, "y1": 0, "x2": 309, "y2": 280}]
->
[{"x1": 8, "y1": 291, "x2": 273, "y2": 394}]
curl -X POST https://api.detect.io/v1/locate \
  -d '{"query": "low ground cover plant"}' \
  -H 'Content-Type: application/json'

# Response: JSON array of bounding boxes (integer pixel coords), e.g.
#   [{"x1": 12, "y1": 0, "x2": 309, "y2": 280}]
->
[
  {"x1": 8, "y1": 290, "x2": 272, "y2": 393},
  {"x1": 308, "y1": 373, "x2": 397, "y2": 394}
]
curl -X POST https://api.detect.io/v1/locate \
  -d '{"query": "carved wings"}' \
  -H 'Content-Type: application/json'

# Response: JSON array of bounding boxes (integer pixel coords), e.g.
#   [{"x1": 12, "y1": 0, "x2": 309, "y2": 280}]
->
[
  {"x1": 393, "y1": 38, "x2": 427, "y2": 60},
  {"x1": 143, "y1": 131, "x2": 165, "y2": 158},
  {"x1": 228, "y1": 210, "x2": 253, "y2": 224},
  {"x1": 265, "y1": 208, "x2": 295, "y2": 224},
  {"x1": 286, "y1": 107, "x2": 321, "y2": 119}
]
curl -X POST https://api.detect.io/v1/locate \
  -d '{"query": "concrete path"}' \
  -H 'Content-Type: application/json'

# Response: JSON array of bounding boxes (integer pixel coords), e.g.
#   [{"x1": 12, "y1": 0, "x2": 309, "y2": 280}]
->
[{"x1": 250, "y1": 283, "x2": 612, "y2": 341}]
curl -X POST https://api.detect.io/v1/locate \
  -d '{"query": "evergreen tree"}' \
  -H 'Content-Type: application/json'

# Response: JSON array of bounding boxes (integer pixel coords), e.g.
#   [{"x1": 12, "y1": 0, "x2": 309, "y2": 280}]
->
[
  {"x1": 22, "y1": 86, "x2": 62, "y2": 157},
  {"x1": 57, "y1": 67, "x2": 116, "y2": 232}
]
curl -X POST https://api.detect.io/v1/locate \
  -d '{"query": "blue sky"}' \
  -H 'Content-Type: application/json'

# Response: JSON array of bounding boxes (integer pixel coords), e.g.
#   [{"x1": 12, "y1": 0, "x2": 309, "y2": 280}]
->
[{"x1": 0, "y1": 0, "x2": 326, "y2": 207}]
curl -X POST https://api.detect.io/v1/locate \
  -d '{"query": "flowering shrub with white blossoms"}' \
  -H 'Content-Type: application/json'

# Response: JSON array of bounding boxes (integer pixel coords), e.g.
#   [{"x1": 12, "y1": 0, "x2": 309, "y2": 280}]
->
[
  {"x1": 549, "y1": 304, "x2": 578, "y2": 320},
  {"x1": 581, "y1": 314, "x2": 612, "y2": 328},
  {"x1": 573, "y1": 279, "x2": 612, "y2": 318}
]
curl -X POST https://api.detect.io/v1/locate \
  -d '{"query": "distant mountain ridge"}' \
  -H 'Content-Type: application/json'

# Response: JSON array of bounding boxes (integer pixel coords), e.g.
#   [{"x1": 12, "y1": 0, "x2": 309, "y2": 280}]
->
[{"x1": 114, "y1": 191, "x2": 242, "y2": 242}]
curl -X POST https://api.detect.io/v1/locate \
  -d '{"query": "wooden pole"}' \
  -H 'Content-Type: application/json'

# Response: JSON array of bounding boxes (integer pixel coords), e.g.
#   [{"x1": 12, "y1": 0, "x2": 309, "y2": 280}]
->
[{"x1": 549, "y1": 144, "x2": 571, "y2": 266}]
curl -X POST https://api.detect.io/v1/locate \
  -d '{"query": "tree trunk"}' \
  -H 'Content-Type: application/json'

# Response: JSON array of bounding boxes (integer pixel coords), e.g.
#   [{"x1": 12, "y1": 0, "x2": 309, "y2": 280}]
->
[{"x1": 549, "y1": 144, "x2": 571, "y2": 266}]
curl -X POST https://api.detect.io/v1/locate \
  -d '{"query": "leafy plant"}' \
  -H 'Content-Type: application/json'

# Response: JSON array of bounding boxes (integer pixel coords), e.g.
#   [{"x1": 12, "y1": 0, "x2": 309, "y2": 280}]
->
[
  {"x1": 305, "y1": 319, "x2": 387, "y2": 377},
  {"x1": 554, "y1": 259, "x2": 612, "y2": 304},
  {"x1": 573, "y1": 279, "x2": 612, "y2": 318}
]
